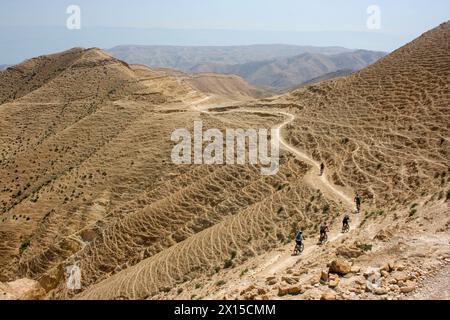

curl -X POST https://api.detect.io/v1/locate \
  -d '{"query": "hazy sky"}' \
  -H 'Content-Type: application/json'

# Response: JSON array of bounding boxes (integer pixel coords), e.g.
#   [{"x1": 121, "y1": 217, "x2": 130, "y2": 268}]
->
[{"x1": 1, "y1": 0, "x2": 449, "y2": 63}]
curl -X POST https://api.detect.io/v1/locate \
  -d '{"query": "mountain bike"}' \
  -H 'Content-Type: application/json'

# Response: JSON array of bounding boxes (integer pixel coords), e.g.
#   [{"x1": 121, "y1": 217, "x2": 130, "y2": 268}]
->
[
  {"x1": 319, "y1": 233, "x2": 328, "y2": 245},
  {"x1": 293, "y1": 242, "x2": 305, "y2": 256},
  {"x1": 342, "y1": 223, "x2": 350, "y2": 233}
]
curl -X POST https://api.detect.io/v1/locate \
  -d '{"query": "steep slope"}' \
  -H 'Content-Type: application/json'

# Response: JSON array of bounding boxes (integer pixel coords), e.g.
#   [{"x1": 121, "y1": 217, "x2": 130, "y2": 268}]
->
[
  {"x1": 279, "y1": 22, "x2": 449, "y2": 210},
  {"x1": 162, "y1": 22, "x2": 450, "y2": 301},
  {"x1": 1, "y1": 47, "x2": 322, "y2": 301},
  {"x1": 77, "y1": 22, "x2": 448, "y2": 300},
  {"x1": 293, "y1": 69, "x2": 355, "y2": 88},
  {"x1": 0, "y1": 47, "x2": 206, "y2": 281},
  {"x1": 1, "y1": 22, "x2": 448, "y2": 302},
  {"x1": 0, "y1": 48, "x2": 86, "y2": 104},
  {"x1": 186, "y1": 73, "x2": 271, "y2": 100}
]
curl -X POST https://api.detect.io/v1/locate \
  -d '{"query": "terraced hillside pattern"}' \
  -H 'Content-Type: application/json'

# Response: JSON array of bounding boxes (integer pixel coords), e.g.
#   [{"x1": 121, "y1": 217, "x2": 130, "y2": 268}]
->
[{"x1": 0, "y1": 22, "x2": 449, "y2": 301}]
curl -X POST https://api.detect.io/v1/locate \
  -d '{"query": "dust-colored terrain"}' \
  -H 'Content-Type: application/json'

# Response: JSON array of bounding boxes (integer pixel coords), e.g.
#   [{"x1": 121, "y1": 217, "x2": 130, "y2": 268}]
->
[{"x1": 0, "y1": 22, "x2": 449, "y2": 301}]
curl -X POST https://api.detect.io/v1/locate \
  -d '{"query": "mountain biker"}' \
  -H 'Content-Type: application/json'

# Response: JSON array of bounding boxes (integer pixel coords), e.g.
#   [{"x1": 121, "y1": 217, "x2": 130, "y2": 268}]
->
[
  {"x1": 354, "y1": 193, "x2": 362, "y2": 213},
  {"x1": 319, "y1": 223, "x2": 328, "y2": 242},
  {"x1": 342, "y1": 214, "x2": 350, "y2": 231},
  {"x1": 295, "y1": 230, "x2": 303, "y2": 248},
  {"x1": 320, "y1": 163, "x2": 325, "y2": 176}
]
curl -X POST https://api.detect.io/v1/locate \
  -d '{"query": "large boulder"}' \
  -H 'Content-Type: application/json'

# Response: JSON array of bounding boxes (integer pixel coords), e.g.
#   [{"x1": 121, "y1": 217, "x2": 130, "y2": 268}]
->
[
  {"x1": 240, "y1": 285, "x2": 267, "y2": 300},
  {"x1": 392, "y1": 271, "x2": 412, "y2": 283},
  {"x1": 278, "y1": 285, "x2": 304, "y2": 296},
  {"x1": 282, "y1": 276, "x2": 299, "y2": 285},
  {"x1": 329, "y1": 259, "x2": 352, "y2": 275},
  {"x1": 336, "y1": 245, "x2": 364, "y2": 259},
  {"x1": 320, "y1": 289, "x2": 337, "y2": 300}
]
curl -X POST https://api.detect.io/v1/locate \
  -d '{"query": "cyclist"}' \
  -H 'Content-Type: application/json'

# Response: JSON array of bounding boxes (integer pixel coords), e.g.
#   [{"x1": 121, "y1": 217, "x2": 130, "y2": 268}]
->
[
  {"x1": 319, "y1": 223, "x2": 328, "y2": 243},
  {"x1": 354, "y1": 193, "x2": 362, "y2": 213},
  {"x1": 342, "y1": 214, "x2": 350, "y2": 232},
  {"x1": 320, "y1": 163, "x2": 325, "y2": 176},
  {"x1": 295, "y1": 230, "x2": 303, "y2": 246}
]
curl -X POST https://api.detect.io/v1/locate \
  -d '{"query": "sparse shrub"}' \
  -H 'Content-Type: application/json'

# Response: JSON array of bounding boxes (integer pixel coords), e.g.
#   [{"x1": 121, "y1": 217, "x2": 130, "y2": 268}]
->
[
  {"x1": 216, "y1": 280, "x2": 226, "y2": 287},
  {"x1": 223, "y1": 259, "x2": 233, "y2": 269},
  {"x1": 240, "y1": 269, "x2": 249, "y2": 277},
  {"x1": 19, "y1": 239, "x2": 31, "y2": 254},
  {"x1": 409, "y1": 208, "x2": 417, "y2": 217},
  {"x1": 305, "y1": 202, "x2": 312, "y2": 212},
  {"x1": 357, "y1": 243, "x2": 372, "y2": 252},
  {"x1": 161, "y1": 287, "x2": 171, "y2": 293},
  {"x1": 276, "y1": 232, "x2": 285, "y2": 242},
  {"x1": 446, "y1": 190, "x2": 450, "y2": 201}
]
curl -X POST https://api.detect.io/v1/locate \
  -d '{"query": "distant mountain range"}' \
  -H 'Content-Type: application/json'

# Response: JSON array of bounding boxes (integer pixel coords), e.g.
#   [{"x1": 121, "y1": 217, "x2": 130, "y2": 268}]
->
[
  {"x1": 0, "y1": 65, "x2": 10, "y2": 71},
  {"x1": 108, "y1": 45, "x2": 386, "y2": 90}
]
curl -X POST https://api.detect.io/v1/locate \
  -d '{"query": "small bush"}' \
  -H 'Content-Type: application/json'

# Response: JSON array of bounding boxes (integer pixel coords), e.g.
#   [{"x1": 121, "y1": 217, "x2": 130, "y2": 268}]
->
[
  {"x1": 223, "y1": 259, "x2": 233, "y2": 269},
  {"x1": 195, "y1": 283, "x2": 202, "y2": 289},
  {"x1": 240, "y1": 269, "x2": 249, "y2": 277},
  {"x1": 19, "y1": 239, "x2": 31, "y2": 254},
  {"x1": 216, "y1": 280, "x2": 226, "y2": 287},
  {"x1": 357, "y1": 243, "x2": 372, "y2": 252}
]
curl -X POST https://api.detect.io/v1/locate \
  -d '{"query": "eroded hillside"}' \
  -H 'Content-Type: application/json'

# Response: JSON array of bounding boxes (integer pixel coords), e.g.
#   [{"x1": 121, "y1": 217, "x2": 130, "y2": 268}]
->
[{"x1": 1, "y1": 22, "x2": 449, "y2": 301}]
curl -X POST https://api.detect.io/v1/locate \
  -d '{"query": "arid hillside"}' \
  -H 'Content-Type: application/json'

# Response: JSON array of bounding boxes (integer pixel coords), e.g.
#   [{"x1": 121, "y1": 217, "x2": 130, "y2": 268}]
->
[
  {"x1": 0, "y1": 22, "x2": 449, "y2": 301},
  {"x1": 186, "y1": 73, "x2": 271, "y2": 100},
  {"x1": 76, "y1": 22, "x2": 449, "y2": 301},
  {"x1": 280, "y1": 22, "x2": 449, "y2": 210},
  {"x1": 0, "y1": 47, "x2": 205, "y2": 280}
]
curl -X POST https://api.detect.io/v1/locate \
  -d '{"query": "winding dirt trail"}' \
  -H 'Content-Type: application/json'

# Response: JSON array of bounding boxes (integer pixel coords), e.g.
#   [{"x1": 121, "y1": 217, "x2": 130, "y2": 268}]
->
[
  {"x1": 194, "y1": 102, "x2": 353, "y2": 206},
  {"x1": 193, "y1": 100, "x2": 359, "y2": 277}
]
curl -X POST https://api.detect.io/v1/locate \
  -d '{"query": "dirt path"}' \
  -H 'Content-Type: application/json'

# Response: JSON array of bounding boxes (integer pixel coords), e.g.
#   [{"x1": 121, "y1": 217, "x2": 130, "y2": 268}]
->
[
  {"x1": 193, "y1": 102, "x2": 360, "y2": 278},
  {"x1": 195, "y1": 104, "x2": 354, "y2": 207}
]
